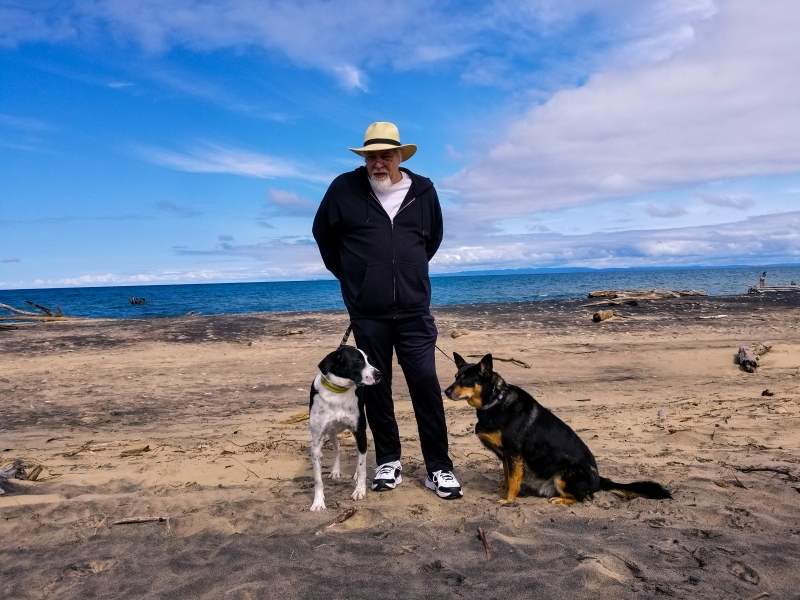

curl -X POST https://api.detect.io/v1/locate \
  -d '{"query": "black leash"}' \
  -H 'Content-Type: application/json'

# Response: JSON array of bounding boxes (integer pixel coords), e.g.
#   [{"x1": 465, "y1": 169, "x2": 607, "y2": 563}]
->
[
  {"x1": 338, "y1": 323, "x2": 353, "y2": 348},
  {"x1": 435, "y1": 343, "x2": 456, "y2": 364},
  {"x1": 338, "y1": 323, "x2": 455, "y2": 365}
]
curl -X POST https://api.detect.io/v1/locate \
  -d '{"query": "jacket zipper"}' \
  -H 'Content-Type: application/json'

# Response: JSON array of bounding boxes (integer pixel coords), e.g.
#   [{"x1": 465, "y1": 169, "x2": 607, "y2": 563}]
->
[
  {"x1": 391, "y1": 197, "x2": 416, "y2": 317},
  {"x1": 370, "y1": 191, "x2": 417, "y2": 318}
]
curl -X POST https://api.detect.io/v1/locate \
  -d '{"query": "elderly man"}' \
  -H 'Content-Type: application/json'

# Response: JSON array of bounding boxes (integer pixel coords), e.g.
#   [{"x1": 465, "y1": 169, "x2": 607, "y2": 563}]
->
[{"x1": 312, "y1": 122, "x2": 461, "y2": 499}]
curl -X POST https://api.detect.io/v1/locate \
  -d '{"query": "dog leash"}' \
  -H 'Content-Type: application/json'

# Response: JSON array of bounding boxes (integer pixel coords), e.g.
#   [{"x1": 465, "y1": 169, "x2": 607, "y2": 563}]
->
[
  {"x1": 338, "y1": 323, "x2": 353, "y2": 348},
  {"x1": 339, "y1": 323, "x2": 456, "y2": 365},
  {"x1": 435, "y1": 343, "x2": 456, "y2": 365}
]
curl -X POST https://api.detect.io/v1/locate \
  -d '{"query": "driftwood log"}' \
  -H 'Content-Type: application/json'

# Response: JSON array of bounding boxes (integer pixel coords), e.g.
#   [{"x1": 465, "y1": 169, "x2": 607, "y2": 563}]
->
[
  {"x1": 737, "y1": 341, "x2": 772, "y2": 372},
  {"x1": 593, "y1": 310, "x2": 614, "y2": 322},
  {"x1": 587, "y1": 289, "x2": 707, "y2": 300},
  {"x1": 0, "y1": 300, "x2": 79, "y2": 323}
]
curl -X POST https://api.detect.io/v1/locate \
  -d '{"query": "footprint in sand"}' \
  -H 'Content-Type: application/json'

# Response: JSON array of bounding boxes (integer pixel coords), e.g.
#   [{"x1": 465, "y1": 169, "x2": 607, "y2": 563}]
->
[
  {"x1": 576, "y1": 554, "x2": 640, "y2": 584},
  {"x1": 728, "y1": 560, "x2": 760, "y2": 585}
]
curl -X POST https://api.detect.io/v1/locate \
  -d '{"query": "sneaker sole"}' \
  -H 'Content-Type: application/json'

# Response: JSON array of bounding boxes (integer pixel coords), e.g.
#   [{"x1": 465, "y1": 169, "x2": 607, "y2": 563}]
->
[
  {"x1": 425, "y1": 478, "x2": 462, "y2": 499},
  {"x1": 371, "y1": 474, "x2": 402, "y2": 491}
]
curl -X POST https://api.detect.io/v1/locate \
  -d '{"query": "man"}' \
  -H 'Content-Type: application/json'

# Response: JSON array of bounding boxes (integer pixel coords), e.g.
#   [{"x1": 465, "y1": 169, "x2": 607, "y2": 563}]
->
[{"x1": 312, "y1": 122, "x2": 461, "y2": 499}]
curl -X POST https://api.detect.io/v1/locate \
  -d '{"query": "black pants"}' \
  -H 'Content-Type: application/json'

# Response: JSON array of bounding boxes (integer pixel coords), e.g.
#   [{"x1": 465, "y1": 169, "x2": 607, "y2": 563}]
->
[{"x1": 350, "y1": 315, "x2": 453, "y2": 474}]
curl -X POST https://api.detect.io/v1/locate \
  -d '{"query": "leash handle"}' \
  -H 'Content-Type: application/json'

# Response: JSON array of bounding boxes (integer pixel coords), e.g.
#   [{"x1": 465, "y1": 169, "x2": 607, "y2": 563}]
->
[{"x1": 338, "y1": 323, "x2": 353, "y2": 348}]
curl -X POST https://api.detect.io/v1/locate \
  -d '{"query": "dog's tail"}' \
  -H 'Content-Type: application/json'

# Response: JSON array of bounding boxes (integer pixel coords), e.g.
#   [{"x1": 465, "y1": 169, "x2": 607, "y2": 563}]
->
[{"x1": 598, "y1": 477, "x2": 672, "y2": 500}]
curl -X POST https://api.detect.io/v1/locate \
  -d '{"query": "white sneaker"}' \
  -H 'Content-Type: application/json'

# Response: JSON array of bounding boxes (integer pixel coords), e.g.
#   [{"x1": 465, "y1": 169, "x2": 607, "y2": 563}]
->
[
  {"x1": 425, "y1": 470, "x2": 463, "y2": 499},
  {"x1": 371, "y1": 461, "x2": 402, "y2": 491}
]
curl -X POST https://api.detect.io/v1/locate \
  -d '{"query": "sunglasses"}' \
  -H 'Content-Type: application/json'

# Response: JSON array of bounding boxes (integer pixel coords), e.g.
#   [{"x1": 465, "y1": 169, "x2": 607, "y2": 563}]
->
[{"x1": 364, "y1": 152, "x2": 398, "y2": 164}]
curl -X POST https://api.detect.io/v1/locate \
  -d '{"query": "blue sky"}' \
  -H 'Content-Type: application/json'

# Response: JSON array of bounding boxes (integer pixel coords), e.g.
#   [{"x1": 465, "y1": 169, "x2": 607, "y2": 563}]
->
[{"x1": 1, "y1": 0, "x2": 799, "y2": 289}]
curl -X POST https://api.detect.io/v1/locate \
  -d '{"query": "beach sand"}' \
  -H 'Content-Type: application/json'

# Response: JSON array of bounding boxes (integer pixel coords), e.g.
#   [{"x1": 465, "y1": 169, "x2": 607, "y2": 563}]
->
[{"x1": 1, "y1": 294, "x2": 799, "y2": 599}]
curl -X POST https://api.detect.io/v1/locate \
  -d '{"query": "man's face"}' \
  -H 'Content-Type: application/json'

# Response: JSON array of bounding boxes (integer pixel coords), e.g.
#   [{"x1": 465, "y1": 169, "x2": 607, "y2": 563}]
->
[{"x1": 365, "y1": 150, "x2": 401, "y2": 185}]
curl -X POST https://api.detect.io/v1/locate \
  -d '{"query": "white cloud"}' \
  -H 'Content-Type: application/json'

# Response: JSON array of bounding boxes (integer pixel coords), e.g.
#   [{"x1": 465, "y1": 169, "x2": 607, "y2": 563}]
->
[
  {"x1": 138, "y1": 143, "x2": 332, "y2": 182},
  {"x1": 265, "y1": 188, "x2": 318, "y2": 216},
  {"x1": 696, "y1": 191, "x2": 754, "y2": 210},
  {"x1": 155, "y1": 200, "x2": 203, "y2": 217},
  {"x1": 432, "y1": 211, "x2": 800, "y2": 272},
  {"x1": 0, "y1": 0, "x2": 715, "y2": 93},
  {"x1": 645, "y1": 203, "x2": 687, "y2": 218},
  {"x1": 446, "y1": 1, "x2": 800, "y2": 222},
  {"x1": 332, "y1": 65, "x2": 367, "y2": 91}
]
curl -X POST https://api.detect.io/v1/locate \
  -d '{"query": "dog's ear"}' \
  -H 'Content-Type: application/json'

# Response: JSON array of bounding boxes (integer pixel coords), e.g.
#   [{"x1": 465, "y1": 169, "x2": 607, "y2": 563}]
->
[
  {"x1": 318, "y1": 349, "x2": 340, "y2": 374},
  {"x1": 479, "y1": 353, "x2": 493, "y2": 376},
  {"x1": 453, "y1": 352, "x2": 466, "y2": 369}
]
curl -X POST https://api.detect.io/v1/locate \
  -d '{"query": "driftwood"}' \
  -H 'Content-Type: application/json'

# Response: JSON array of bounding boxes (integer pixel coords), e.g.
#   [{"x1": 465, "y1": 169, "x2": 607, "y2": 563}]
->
[
  {"x1": 0, "y1": 301, "x2": 79, "y2": 323},
  {"x1": 466, "y1": 355, "x2": 531, "y2": 368},
  {"x1": 737, "y1": 341, "x2": 772, "y2": 372},
  {"x1": 747, "y1": 270, "x2": 800, "y2": 293},
  {"x1": 582, "y1": 299, "x2": 639, "y2": 307},
  {"x1": 62, "y1": 440, "x2": 93, "y2": 457},
  {"x1": 112, "y1": 517, "x2": 167, "y2": 526},
  {"x1": 749, "y1": 286, "x2": 800, "y2": 294},
  {"x1": 727, "y1": 463, "x2": 799, "y2": 482},
  {"x1": 593, "y1": 310, "x2": 614, "y2": 322},
  {"x1": 120, "y1": 445, "x2": 151, "y2": 458},
  {"x1": 315, "y1": 507, "x2": 358, "y2": 535},
  {"x1": 587, "y1": 289, "x2": 707, "y2": 300},
  {"x1": 476, "y1": 527, "x2": 491, "y2": 560},
  {"x1": 280, "y1": 410, "x2": 310, "y2": 424}
]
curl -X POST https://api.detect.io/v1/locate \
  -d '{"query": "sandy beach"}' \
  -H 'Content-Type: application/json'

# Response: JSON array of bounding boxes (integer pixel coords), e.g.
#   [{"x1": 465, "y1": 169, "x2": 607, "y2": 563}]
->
[{"x1": 2, "y1": 294, "x2": 799, "y2": 599}]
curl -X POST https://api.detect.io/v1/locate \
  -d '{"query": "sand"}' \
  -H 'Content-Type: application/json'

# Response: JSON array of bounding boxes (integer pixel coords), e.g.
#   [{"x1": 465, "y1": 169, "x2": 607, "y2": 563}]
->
[{"x1": 1, "y1": 294, "x2": 799, "y2": 599}]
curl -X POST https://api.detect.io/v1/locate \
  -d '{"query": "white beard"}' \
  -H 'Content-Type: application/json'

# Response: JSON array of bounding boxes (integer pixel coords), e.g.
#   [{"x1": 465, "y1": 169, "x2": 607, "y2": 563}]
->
[{"x1": 369, "y1": 175, "x2": 393, "y2": 193}]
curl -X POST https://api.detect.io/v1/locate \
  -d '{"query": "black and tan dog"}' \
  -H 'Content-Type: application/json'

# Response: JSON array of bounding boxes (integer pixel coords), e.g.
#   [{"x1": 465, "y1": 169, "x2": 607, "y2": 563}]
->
[{"x1": 444, "y1": 353, "x2": 671, "y2": 505}]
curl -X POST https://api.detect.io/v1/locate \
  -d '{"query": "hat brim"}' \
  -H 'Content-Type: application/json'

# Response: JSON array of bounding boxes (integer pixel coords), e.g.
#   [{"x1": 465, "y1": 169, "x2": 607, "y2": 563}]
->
[{"x1": 349, "y1": 143, "x2": 417, "y2": 162}]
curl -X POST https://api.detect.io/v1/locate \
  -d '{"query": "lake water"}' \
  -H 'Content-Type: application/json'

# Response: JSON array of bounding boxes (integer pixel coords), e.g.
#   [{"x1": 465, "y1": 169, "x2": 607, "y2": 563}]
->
[{"x1": 1, "y1": 266, "x2": 798, "y2": 319}]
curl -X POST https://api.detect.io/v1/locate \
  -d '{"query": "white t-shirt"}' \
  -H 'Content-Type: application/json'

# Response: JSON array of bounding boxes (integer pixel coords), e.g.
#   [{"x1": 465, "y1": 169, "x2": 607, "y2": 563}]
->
[{"x1": 370, "y1": 172, "x2": 412, "y2": 221}]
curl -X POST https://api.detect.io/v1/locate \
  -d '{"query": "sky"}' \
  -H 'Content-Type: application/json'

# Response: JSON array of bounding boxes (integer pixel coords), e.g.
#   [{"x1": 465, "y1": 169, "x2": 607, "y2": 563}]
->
[{"x1": 1, "y1": 0, "x2": 800, "y2": 289}]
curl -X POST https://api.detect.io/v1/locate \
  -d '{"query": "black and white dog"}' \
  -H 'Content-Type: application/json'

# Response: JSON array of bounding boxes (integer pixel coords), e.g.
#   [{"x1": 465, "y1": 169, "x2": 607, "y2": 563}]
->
[{"x1": 309, "y1": 345, "x2": 381, "y2": 511}]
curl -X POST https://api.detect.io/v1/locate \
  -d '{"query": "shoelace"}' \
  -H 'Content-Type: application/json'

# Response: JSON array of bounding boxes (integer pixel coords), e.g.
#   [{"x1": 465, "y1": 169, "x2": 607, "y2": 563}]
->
[
  {"x1": 433, "y1": 471, "x2": 457, "y2": 485},
  {"x1": 375, "y1": 463, "x2": 399, "y2": 478}
]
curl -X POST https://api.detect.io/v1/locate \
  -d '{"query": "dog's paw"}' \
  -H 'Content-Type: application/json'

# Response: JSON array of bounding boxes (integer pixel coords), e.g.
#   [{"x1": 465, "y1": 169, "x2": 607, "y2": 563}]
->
[
  {"x1": 498, "y1": 498, "x2": 518, "y2": 505},
  {"x1": 309, "y1": 501, "x2": 326, "y2": 511},
  {"x1": 549, "y1": 497, "x2": 576, "y2": 505},
  {"x1": 328, "y1": 471, "x2": 341, "y2": 479},
  {"x1": 351, "y1": 487, "x2": 366, "y2": 501}
]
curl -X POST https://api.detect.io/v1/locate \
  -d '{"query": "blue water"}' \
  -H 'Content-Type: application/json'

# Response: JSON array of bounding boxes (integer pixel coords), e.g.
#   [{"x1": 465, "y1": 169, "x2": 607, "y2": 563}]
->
[{"x1": 1, "y1": 266, "x2": 798, "y2": 319}]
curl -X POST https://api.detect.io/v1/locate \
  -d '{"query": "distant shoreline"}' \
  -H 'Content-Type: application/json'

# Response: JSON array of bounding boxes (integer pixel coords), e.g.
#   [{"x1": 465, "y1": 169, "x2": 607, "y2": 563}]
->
[{"x1": 2, "y1": 262, "x2": 800, "y2": 293}]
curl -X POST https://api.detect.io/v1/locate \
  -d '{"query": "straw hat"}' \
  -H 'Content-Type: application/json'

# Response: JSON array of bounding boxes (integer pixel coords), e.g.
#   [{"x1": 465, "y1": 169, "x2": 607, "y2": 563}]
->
[{"x1": 349, "y1": 122, "x2": 417, "y2": 162}]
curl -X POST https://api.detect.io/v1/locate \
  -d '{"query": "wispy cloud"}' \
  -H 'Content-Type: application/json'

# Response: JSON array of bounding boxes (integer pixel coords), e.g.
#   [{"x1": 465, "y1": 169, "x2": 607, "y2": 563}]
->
[
  {"x1": 0, "y1": 0, "x2": 713, "y2": 93},
  {"x1": 265, "y1": 188, "x2": 318, "y2": 216},
  {"x1": 172, "y1": 235, "x2": 325, "y2": 271},
  {"x1": 155, "y1": 200, "x2": 203, "y2": 217},
  {"x1": 696, "y1": 191, "x2": 754, "y2": 210},
  {"x1": 138, "y1": 143, "x2": 332, "y2": 183},
  {"x1": 645, "y1": 203, "x2": 687, "y2": 218},
  {"x1": 1, "y1": 257, "x2": 21, "y2": 263},
  {"x1": 0, "y1": 113, "x2": 55, "y2": 131},
  {"x1": 0, "y1": 214, "x2": 148, "y2": 225},
  {"x1": 332, "y1": 65, "x2": 367, "y2": 91}
]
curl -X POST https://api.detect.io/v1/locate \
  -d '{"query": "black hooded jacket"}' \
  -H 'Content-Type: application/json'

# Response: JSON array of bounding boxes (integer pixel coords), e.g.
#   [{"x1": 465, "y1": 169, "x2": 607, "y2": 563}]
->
[{"x1": 312, "y1": 166, "x2": 443, "y2": 319}]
